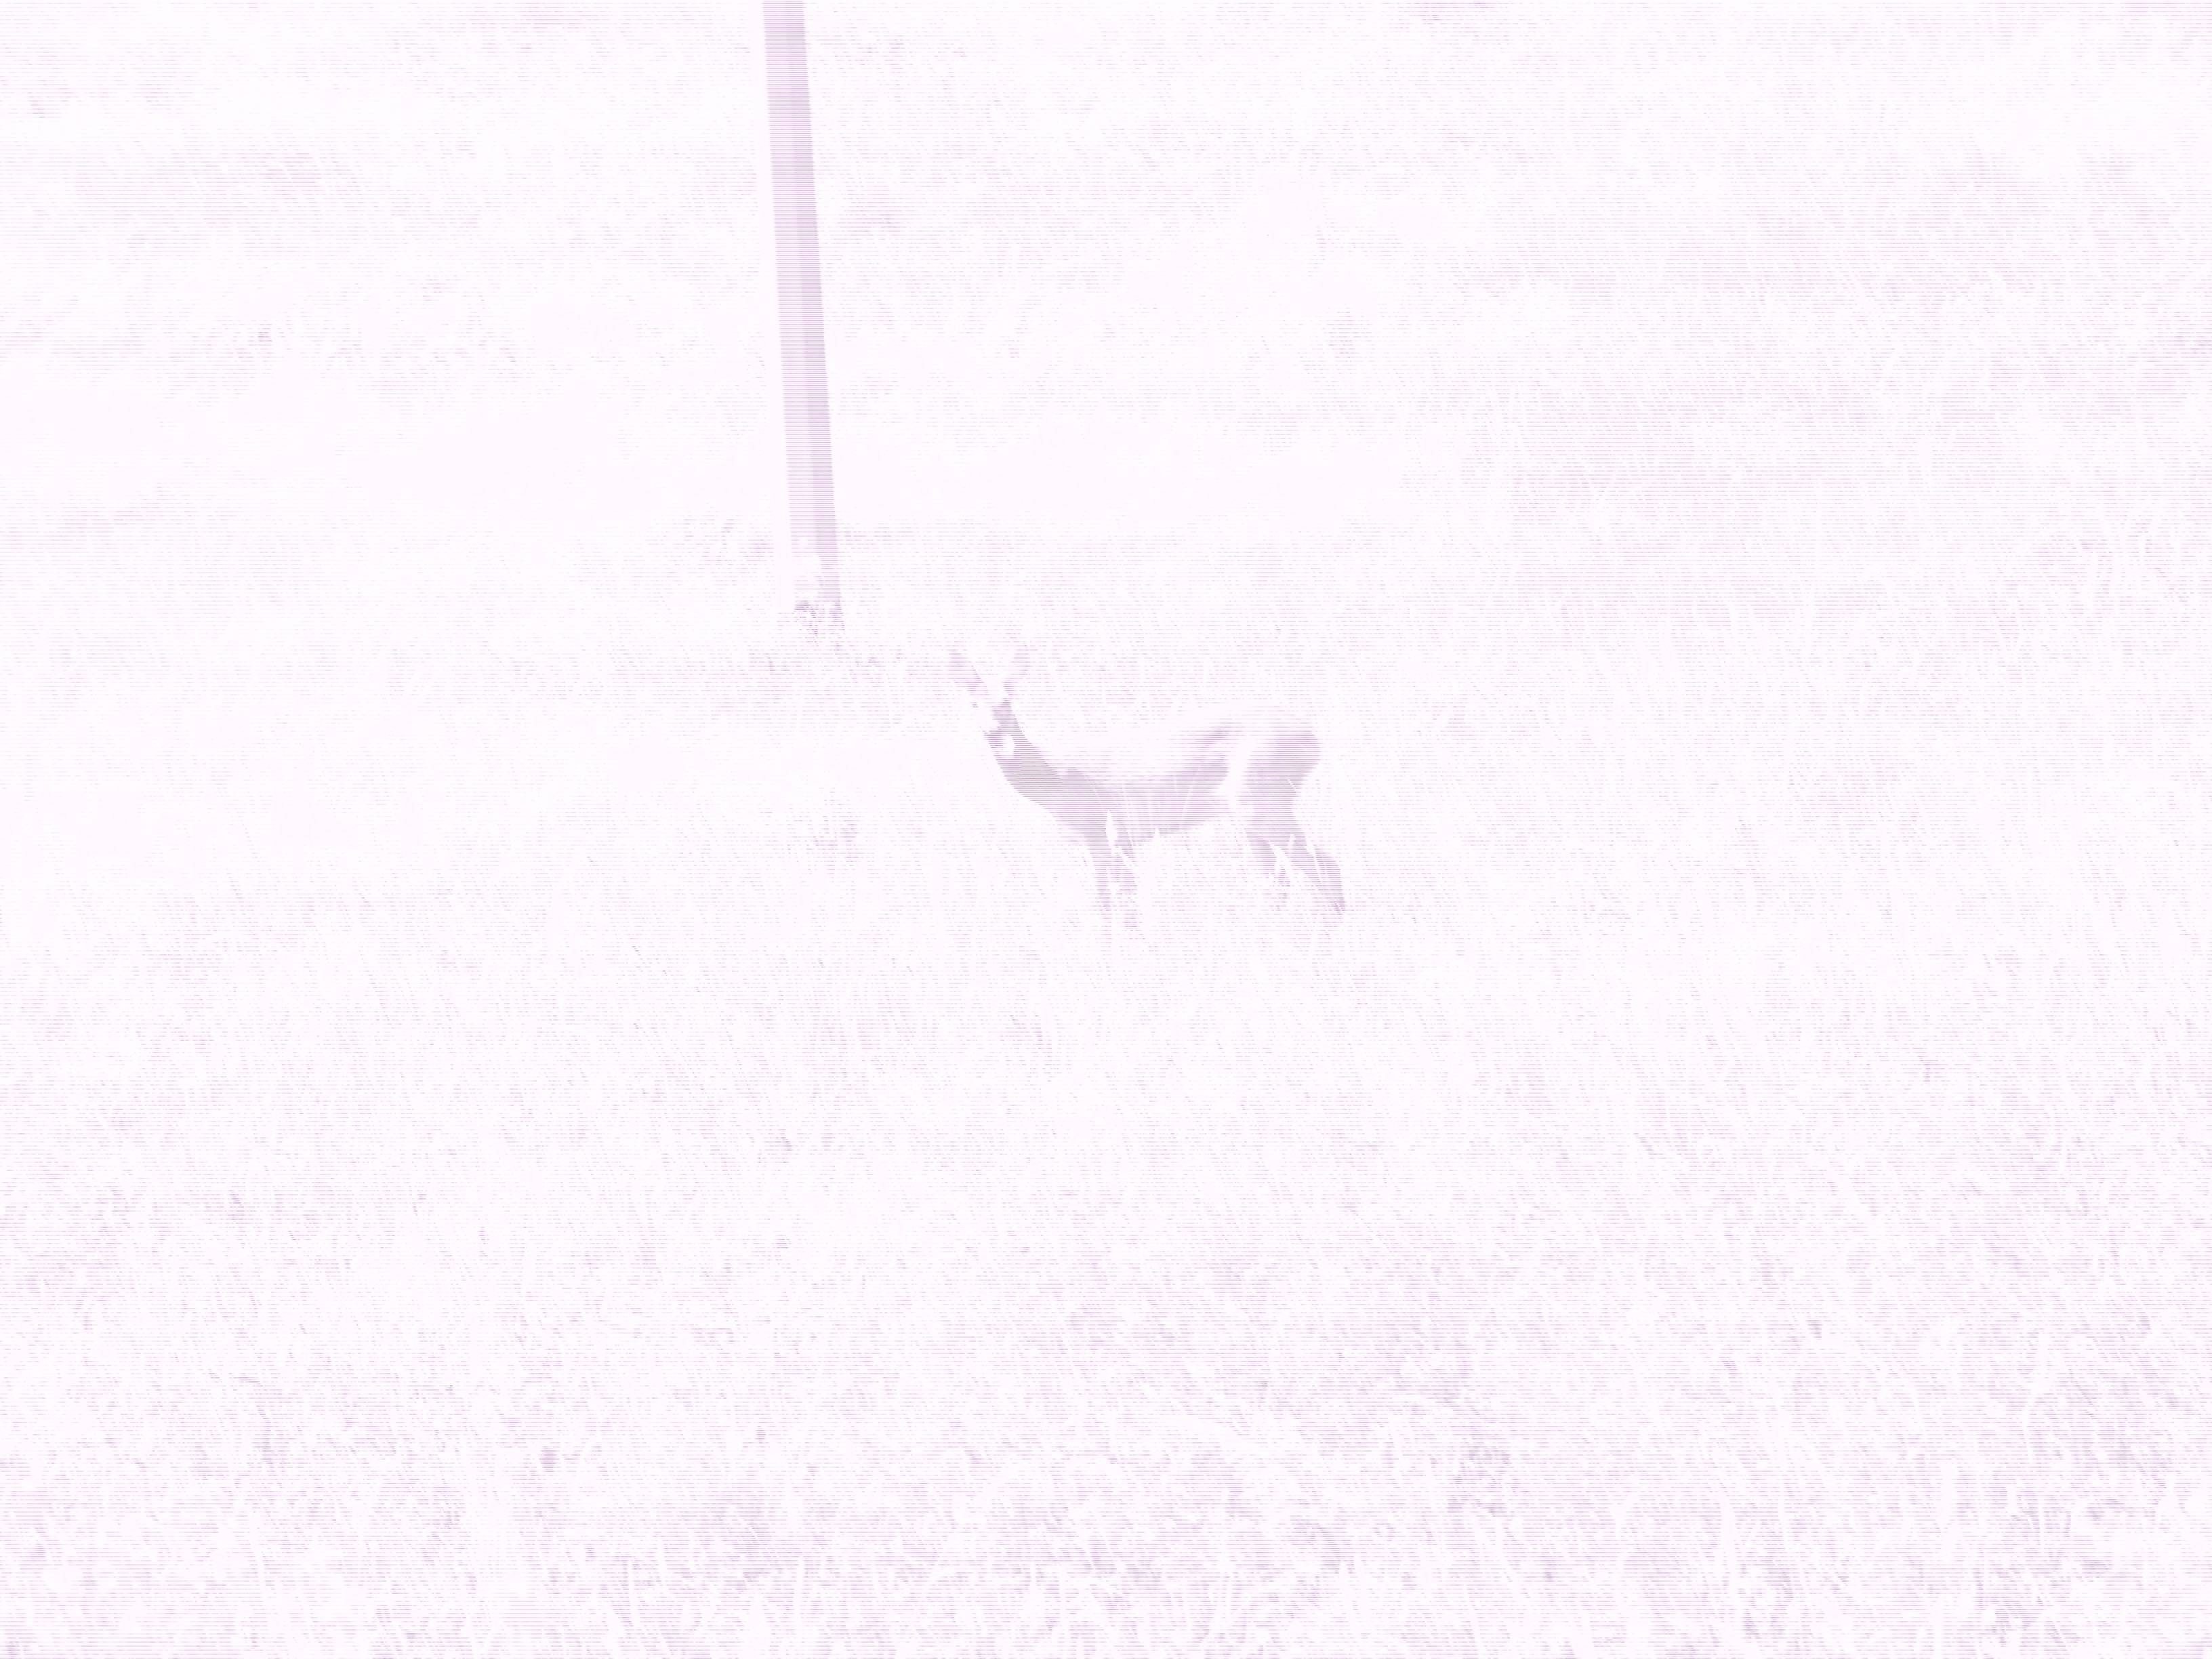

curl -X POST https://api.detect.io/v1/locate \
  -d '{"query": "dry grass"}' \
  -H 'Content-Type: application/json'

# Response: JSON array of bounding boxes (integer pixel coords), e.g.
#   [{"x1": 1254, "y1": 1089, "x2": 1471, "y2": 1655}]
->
[{"x1": 3, "y1": 6, "x2": 2209, "y2": 1656}]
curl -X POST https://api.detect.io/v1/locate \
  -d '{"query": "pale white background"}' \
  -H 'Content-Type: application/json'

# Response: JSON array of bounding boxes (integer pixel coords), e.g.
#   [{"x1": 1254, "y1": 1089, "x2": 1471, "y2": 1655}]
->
[{"x1": 3, "y1": 5, "x2": 2209, "y2": 1655}]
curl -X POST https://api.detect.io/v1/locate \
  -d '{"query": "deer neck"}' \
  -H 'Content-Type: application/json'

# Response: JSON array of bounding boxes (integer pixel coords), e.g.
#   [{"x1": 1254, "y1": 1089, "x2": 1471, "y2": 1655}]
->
[{"x1": 991, "y1": 724, "x2": 1080, "y2": 814}]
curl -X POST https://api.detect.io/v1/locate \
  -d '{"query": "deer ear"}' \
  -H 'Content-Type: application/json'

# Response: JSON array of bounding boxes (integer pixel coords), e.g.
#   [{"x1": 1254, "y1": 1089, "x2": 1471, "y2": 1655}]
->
[
  {"x1": 1006, "y1": 645, "x2": 1031, "y2": 691},
  {"x1": 949, "y1": 649, "x2": 984, "y2": 697}
]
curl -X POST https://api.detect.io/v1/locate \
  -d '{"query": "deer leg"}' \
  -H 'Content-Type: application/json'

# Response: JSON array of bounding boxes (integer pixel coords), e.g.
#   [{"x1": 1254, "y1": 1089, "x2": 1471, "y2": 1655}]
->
[
  {"x1": 1248, "y1": 830, "x2": 1294, "y2": 896},
  {"x1": 1090, "y1": 836, "x2": 1139, "y2": 927},
  {"x1": 1286, "y1": 827, "x2": 1345, "y2": 917},
  {"x1": 1254, "y1": 818, "x2": 1345, "y2": 918}
]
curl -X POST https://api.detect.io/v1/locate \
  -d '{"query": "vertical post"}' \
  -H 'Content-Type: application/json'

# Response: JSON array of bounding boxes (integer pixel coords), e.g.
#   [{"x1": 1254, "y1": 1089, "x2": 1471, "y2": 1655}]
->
[{"x1": 762, "y1": 0, "x2": 842, "y2": 632}]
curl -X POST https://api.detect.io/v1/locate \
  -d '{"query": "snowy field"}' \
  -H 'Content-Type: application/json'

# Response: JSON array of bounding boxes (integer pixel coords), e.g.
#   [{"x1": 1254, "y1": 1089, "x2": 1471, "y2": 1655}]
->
[{"x1": 3, "y1": 5, "x2": 2210, "y2": 1654}]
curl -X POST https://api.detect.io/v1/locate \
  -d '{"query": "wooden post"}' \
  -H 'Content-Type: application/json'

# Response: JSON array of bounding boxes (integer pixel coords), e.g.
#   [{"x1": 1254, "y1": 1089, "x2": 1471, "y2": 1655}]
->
[{"x1": 762, "y1": 0, "x2": 842, "y2": 632}]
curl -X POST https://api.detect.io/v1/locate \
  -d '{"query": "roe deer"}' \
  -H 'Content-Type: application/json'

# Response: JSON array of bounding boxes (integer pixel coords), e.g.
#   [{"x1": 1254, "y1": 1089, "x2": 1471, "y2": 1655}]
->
[{"x1": 952, "y1": 651, "x2": 1345, "y2": 925}]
